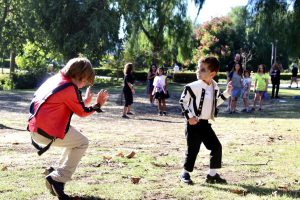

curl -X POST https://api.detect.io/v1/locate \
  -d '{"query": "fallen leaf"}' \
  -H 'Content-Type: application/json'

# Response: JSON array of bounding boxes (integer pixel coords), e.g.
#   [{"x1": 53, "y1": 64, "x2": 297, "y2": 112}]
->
[
  {"x1": 1, "y1": 166, "x2": 8, "y2": 171},
  {"x1": 115, "y1": 152, "x2": 125, "y2": 157},
  {"x1": 159, "y1": 153, "x2": 168, "y2": 156},
  {"x1": 151, "y1": 162, "x2": 168, "y2": 167},
  {"x1": 126, "y1": 151, "x2": 136, "y2": 159},
  {"x1": 277, "y1": 135, "x2": 283, "y2": 140},
  {"x1": 256, "y1": 180, "x2": 266, "y2": 186},
  {"x1": 102, "y1": 156, "x2": 112, "y2": 161},
  {"x1": 229, "y1": 189, "x2": 247, "y2": 196},
  {"x1": 92, "y1": 163, "x2": 101, "y2": 167},
  {"x1": 278, "y1": 186, "x2": 289, "y2": 191},
  {"x1": 12, "y1": 142, "x2": 19, "y2": 145},
  {"x1": 131, "y1": 177, "x2": 141, "y2": 184},
  {"x1": 294, "y1": 179, "x2": 300, "y2": 185}
]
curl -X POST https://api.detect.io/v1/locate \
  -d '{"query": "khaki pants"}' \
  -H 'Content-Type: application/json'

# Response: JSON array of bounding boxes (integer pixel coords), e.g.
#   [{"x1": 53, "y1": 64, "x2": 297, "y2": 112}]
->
[{"x1": 31, "y1": 126, "x2": 89, "y2": 183}]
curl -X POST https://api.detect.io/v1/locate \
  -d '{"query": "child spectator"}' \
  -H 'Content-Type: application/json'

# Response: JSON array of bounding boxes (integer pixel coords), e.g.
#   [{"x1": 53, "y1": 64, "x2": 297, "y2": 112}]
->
[
  {"x1": 28, "y1": 57, "x2": 109, "y2": 199},
  {"x1": 229, "y1": 63, "x2": 243, "y2": 113},
  {"x1": 252, "y1": 64, "x2": 270, "y2": 111},
  {"x1": 241, "y1": 70, "x2": 252, "y2": 112},
  {"x1": 179, "y1": 57, "x2": 232, "y2": 185},
  {"x1": 152, "y1": 67, "x2": 168, "y2": 116},
  {"x1": 122, "y1": 63, "x2": 135, "y2": 118}
]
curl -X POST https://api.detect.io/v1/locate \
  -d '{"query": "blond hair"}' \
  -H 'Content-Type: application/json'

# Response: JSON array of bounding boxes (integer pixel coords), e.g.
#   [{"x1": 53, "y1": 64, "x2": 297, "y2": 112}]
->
[
  {"x1": 61, "y1": 57, "x2": 95, "y2": 85},
  {"x1": 123, "y1": 63, "x2": 133, "y2": 75}
]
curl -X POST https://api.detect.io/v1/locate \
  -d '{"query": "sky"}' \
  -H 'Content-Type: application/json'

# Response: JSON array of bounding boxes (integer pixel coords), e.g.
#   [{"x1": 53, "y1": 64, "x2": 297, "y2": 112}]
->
[{"x1": 187, "y1": 0, "x2": 249, "y2": 24}]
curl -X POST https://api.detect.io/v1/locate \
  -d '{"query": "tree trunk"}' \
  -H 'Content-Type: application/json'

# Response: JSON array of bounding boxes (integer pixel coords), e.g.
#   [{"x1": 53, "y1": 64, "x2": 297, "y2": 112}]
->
[{"x1": 10, "y1": 50, "x2": 16, "y2": 75}]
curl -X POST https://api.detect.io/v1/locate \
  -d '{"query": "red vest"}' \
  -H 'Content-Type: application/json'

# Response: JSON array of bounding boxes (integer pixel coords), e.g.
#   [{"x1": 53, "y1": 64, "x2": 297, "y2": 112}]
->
[{"x1": 28, "y1": 72, "x2": 94, "y2": 139}]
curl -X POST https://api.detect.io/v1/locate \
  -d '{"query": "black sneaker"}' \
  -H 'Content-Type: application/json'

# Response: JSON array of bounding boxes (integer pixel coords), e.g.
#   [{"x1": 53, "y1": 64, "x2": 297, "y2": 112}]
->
[
  {"x1": 206, "y1": 173, "x2": 227, "y2": 184},
  {"x1": 163, "y1": 111, "x2": 167, "y2": 116},
  {"x1": 45, "y1": 175, "x2": 70, "y2": 199},
  {"x1": 158, "y1": 111, "x2": 163, "y2": 116},
  {"x1": 127, "y1": 112, "x2": 134, "y2": 115},
  {"x1": 179, "y1": 172, "x2": 193, "y2": 185},
  {"x1": 122, "y1": 114, "x2": 129, "y2": 119}
]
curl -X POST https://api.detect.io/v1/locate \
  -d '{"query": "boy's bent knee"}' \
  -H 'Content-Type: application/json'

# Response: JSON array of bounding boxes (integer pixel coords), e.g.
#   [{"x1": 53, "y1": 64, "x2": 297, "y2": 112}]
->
[{"x1": 80, "y1": 136, "x2": 89, "y2": 149}]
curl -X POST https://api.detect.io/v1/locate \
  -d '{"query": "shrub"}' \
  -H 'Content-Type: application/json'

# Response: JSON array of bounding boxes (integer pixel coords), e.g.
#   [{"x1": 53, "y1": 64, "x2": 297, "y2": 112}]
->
[
  {"x1": 94, "y1": 68, "x2": 113, "y2": 76},
  {"x1": 173, "y1": 72, "x2": 197, "y2": 83},
  {"x1": 0, "y1": 74, "x2": 10, "y2": 90},
  {"x1": 11, "y1": 72, "x2": 47, "y2": 89},
  {"x1": 173, "y1": 72, "x2": 227, "y2": 83},
  {"x1": 279, "y1": 73, "x2": 300, "y2": 80},
  {"x1": 133, "y1": 71, "x2": 147, "y2": 81}
]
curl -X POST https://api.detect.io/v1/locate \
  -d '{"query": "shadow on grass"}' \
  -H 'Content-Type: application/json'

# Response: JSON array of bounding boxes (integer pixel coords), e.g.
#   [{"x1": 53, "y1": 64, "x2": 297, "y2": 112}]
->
[
  {"x1": 79, "y1": 196, "x2": 105, "y2": 200},
  {"x1": 0, "y1": 124, "x2": 25, "y2": 131},
  {"x1": 136, "y1": 118, "x2": 182, "y2": 123},
  {"x1": 205, "y1": 183, "x2": 300, "y2": 198}
]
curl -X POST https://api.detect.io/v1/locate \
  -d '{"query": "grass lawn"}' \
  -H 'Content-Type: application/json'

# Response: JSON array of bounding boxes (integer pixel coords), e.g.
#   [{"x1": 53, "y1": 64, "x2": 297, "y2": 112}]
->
[{"x1": 0, "y1": 81, "x2": 300, "y2": 200}]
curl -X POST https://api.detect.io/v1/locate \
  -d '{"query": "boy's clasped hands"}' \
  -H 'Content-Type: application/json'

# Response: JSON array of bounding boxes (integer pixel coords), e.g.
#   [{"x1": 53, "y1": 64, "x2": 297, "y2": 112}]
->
[{"x1": 84, "y1": 86, "x2": 109, "y2": 107}]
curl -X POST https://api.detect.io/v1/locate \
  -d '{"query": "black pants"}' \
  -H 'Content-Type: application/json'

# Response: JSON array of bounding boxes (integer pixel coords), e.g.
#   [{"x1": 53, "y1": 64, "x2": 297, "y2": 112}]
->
[
  {"x1": 272, "y1": 83, "x2": 280, "y2": 98},
  {"x1": 183, "y1": 120, "x2": 222, "y2": 172}
]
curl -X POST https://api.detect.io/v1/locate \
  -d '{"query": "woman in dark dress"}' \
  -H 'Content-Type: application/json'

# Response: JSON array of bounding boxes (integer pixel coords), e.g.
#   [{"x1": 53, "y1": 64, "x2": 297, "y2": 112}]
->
[
  {"x1": 147, "y1": 64, "x2": 157, "y2": 106},
  {"x1": 122, "y1": 63, "x2": 135, "y2": 118}
]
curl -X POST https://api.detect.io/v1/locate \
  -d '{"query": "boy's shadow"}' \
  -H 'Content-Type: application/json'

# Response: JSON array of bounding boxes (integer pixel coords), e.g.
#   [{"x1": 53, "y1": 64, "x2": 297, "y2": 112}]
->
[
  {"x1": 0, "y1": 124, "x2": 25, "y2": 131},
  {"x1": 204, "y1": 184, "x2": 300, "y2": 198},
  {"x1": 78, "y1": 196, "x2": 105, "y2": 200}
]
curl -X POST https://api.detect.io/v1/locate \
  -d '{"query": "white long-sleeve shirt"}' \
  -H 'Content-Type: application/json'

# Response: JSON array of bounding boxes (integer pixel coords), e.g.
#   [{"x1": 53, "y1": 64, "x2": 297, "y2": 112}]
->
[{"x1": 179, "y1": 80, "x2": 230, "y2": 121}]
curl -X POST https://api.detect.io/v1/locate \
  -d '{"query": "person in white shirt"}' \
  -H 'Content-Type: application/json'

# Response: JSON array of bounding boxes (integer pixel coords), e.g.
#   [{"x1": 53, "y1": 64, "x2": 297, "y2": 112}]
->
[
  {"x1": 173, "y1": 63, "x2": 180, "y2": 73},
  {"x1": 152, "y1": 67, "x2": 169, "y2": 116},
  {"x1": 179, "y1": 57, "x2": 232, "y2": 185}
]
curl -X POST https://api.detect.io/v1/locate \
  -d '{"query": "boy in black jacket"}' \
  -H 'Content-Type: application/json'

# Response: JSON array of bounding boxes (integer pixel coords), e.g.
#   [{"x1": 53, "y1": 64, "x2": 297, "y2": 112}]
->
[{"x1": 179, "y1": 57, "x2": 232, "y2": 184}]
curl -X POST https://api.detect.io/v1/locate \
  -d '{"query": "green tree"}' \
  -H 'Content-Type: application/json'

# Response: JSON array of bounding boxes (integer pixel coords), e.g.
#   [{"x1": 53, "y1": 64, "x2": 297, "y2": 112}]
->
[
  {"x1": 119, "y1": 0, "x2": 195, "y2": 65},
  {"x1": 248, "y1": 0, "x2": 289, "y2": 68},
  {"x1": 193, "y1": 17, "x2": 236, "y2": 70},
  {"x1": 0, "y1": 0, "x2": 30, "y2": 71},
  {"x1": 31, "y1": 0, "x2": 121, "y2": 61}
]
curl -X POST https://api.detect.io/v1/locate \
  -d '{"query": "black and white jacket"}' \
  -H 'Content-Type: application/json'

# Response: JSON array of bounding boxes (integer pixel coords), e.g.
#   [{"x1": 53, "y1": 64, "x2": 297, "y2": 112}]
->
[{"x1": 179, "y1": 80, "x2": 230, "y2": 121}]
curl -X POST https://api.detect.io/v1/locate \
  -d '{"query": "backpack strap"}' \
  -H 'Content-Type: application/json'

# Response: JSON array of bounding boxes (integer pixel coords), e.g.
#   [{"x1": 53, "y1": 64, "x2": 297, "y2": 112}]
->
[{"x1": 31, "y1": 128, "x2": 56, "y2": 156}]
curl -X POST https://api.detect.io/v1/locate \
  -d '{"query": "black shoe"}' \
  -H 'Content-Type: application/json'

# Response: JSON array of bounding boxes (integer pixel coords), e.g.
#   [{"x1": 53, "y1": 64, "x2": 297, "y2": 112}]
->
[
  {"x1": 122, "y1": 114, "x2": 129, "y2": 119},
  {"x1": 179, "y1": 172, "x2": 193, "y2": 185},
  {"x1": 45, "y1": 175, "x2": 70, "y2": 199},
  {"x1": 163, "y1": 111, "x2": 167, "y2": 116},
  {"x1": 158, "y1": 111, "x2": 163, "y2": 116},
  {"x1": 127, "y1": 112, "x2": 134, "y2": 115},
  {"x1": 206, "y1": 173, "x2": 227, "y2": 184}
]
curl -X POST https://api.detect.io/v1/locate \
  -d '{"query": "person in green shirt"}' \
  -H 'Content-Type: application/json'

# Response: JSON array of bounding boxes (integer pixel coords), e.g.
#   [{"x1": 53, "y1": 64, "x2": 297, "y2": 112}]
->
[{"x1": 252, "y1": 64, "x2": 270, "y2": 111}]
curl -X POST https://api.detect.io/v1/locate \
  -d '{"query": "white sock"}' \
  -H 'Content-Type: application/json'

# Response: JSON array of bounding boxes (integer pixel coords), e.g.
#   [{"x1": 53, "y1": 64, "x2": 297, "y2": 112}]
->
[
  {"x1": 208, "y1": 169, "x2": 217, "y2": 176},
  {"x1": 182, "y1": 169, "x2": 190, "y2": 174}
]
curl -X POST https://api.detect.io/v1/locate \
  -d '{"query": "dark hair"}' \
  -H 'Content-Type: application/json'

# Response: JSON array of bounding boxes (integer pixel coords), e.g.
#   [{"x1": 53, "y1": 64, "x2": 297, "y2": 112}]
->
[
  {"x1": 257, "y1": 64, "x2": 266, "y2": 73},
  {"x1": 149, "y1": 64, "x2": 157, "y2": 73},
  {"x1": 231, "y1": 63, "x2": 243, "y2": 76},
  {"x1": 272, "y1": 62, "x2": 279, "y2": 71},
  {"x1": 243, "y1": 69, "x2": 250, "y2": 77},
  {"x1": 124, "y1": 63, "x2": 133, "y2": 75},
  {"x1": 198, "y1": 57, "x2": 220, "y2": 72}
]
